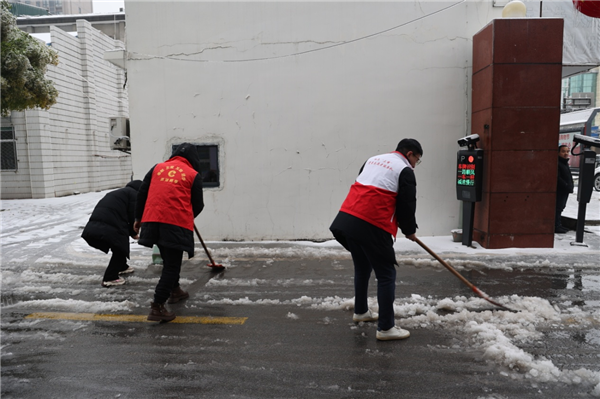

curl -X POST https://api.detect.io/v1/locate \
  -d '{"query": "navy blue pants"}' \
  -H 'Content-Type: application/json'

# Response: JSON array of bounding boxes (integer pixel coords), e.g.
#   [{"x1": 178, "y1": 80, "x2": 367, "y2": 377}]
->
[
  {"x1": 345, "y1": 237, "x2": 397, "y2": 331},
  {"x1": 154, "y1": 245, "x2": 183, "y2": 304},
  {"x1": 103, "y1": 249, "x2": 129, "y2": 281}
]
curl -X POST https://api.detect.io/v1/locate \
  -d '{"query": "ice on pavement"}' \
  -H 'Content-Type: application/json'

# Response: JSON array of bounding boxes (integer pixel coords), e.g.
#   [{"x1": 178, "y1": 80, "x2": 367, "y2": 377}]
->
[{"x1": 2, "y1": 190, "x2": 600, "y2": 394}]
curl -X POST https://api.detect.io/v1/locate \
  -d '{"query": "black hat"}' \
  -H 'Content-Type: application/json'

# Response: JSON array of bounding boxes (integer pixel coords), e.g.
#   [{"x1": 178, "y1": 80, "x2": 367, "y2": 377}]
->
[{"x1": 171, "y1": 143, "x2": 201, "y2": 172}]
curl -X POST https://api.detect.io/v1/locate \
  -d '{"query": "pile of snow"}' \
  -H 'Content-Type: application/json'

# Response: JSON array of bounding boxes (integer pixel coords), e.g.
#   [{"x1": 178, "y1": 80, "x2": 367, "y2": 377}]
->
[{"x1": 205, "y1": 291, "x2": 600, "y2": 392}]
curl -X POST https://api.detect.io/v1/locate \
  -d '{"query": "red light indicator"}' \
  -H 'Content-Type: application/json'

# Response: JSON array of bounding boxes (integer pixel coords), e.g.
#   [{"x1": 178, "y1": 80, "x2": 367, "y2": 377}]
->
[{"x1": 468, "y1": 155, "x2": 474, "y2": 163}]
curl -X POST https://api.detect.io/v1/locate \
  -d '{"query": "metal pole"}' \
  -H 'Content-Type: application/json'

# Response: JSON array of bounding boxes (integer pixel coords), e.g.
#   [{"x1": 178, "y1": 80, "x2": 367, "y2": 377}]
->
[
  {"x1": 574, "y1": 200, "x2": 587, "y2": 244},
  {"x1": 462, "y1": 201, "x2": 475, "y2": 246}
]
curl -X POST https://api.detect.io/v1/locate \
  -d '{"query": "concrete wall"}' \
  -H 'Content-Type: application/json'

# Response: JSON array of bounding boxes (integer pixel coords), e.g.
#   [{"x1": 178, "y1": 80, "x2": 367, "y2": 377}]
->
[
  {"x1": 125, "y1": 1, "x2": 503, "y2": 240},
  {"x1": 0, "y1": 20, "x2": 131, "y2": 199}
]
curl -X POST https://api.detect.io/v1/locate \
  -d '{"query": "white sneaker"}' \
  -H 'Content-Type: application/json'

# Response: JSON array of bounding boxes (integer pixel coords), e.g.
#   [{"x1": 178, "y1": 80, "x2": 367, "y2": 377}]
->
[
  {"x1": 353, "y1": 309, "x2": 379, "y2": 322},
  {"x1": 118, "y1": 267, "x2": 135, "y2": 275},
  {"x1": 376, "y1": 326, "x2": 410, "y2": 341},
  {"x1": 102, "y1": 278, "x2": 126, "y2": 287}
]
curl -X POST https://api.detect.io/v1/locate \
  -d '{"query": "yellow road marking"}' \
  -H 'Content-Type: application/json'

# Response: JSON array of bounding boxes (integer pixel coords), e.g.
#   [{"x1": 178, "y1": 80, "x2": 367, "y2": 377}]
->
[
  {"x1": 563, "y1": 316, "x2": 600, "y2": 326},
  {"x1": 25, "y1": 312, "x2": 247, "y2": 325}
]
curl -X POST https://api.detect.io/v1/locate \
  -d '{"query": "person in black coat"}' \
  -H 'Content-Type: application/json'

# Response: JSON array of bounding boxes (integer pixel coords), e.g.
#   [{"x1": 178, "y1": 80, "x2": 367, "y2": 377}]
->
[
  {"x1": 82, "y1": 180, "x2": 143, "y2": 287},
  {"x1": 134, "y1": 143, "x2": 204, "y2": 322},
  {"x1": 556, "y1": 145, "x2": 574, "y2": 234}
]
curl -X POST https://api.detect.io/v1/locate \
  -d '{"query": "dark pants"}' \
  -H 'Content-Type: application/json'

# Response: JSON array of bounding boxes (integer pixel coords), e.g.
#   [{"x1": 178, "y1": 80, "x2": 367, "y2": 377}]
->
[
  {"x1": 154, "y1": 245, "x2": 183, "y2": 304},
  {"x1": 555, "y1": 192, "x2": 569, "y2": 228},
  {"x1": 103, "y1": 249, "x2": 129, "y2": 281},
  {"x1": 345, "y1": 236, "x2": 397, "y2": 331}
]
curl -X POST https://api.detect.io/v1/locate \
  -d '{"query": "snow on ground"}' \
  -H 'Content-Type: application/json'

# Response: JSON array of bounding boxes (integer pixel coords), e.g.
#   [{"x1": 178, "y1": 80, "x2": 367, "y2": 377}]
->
[
  {"x1": 2, "y1": 190, "x2": 600, "y2": 394},
  {"x1": 0, "y1": 192, "x2": 106, "y2": 246},
  {"x1": 1, "y1": 188, "x2": 598, "y2": 259}
]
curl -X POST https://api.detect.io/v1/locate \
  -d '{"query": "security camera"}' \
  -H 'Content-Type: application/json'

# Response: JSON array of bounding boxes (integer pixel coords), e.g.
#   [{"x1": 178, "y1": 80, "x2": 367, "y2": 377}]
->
[
  {"x1": 457, "y1": 134, "x2": 480, "y2": 148},
  {"x1": 573, "y1": 134, "x2": 600, "y2": 148}
]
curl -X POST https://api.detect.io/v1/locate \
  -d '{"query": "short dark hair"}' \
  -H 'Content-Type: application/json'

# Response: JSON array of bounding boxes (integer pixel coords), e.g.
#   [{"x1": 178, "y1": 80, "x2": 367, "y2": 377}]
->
[
  {"x1": 396, "y1": 138, "x2": 423, "y2": 156},
  {"x1": 558, "y1": 144, "x2": 569, "y2": 152}
]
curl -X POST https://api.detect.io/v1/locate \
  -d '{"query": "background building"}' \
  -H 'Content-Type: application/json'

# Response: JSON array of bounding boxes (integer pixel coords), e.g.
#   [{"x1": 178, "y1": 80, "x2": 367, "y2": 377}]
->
[
  {"x1": 562, "y1": 67, "x2": 599, "y2": 114},
  {"x1": 7, "y1": 0, "x2": 92, "y2": 15},
  {"x1": 0, "y1": 20, "x2": 130, "y2": 199}
]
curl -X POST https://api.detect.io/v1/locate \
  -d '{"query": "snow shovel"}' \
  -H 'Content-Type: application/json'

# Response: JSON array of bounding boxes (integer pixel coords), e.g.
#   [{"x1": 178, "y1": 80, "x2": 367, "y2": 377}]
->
[
  {"x1": 193, "y1": 224, "x2": 225, "y2": 271},
  {"x1": 414, "y1": 237, "x2": 515, "y2": 312}
]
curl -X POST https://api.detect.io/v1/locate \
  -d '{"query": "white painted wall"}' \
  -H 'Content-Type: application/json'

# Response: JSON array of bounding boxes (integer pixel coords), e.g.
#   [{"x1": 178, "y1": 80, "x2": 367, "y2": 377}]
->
[
  {"x1": 1, "y1": 20, "x2": 131, "y2": 199},
  {"x1": 125, "y1": 1, "x2": 503, "y2": 240}
]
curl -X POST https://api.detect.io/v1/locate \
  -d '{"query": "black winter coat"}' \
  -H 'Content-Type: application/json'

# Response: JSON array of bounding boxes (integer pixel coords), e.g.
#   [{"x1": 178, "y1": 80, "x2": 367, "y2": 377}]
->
[
  {"x1": 82, "y1": 180, "x2": 143, "y2": 257},
  {"x1": 135, "y1": 143, "x2": 204, "y2": 257},
  {"x1": 557, "y1": 156, "x2": 574, "y2": 195}
]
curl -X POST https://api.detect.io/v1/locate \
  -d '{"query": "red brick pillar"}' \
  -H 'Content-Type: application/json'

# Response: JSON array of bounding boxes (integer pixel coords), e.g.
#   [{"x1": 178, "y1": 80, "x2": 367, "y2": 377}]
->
[{"x1": 471, "y1": 19, "x2": 564, "y2": 249}]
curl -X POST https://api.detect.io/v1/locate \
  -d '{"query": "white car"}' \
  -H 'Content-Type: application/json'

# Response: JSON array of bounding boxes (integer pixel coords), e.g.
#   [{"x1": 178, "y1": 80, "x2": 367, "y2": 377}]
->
[{"x1": 595, "y1": 154, "x2": 600, "y2": 192}]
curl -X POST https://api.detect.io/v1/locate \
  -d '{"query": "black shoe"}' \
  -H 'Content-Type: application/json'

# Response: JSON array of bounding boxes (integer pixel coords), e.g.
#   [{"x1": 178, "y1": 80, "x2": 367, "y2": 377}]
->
[{"x1": 555, "y1": 226, "x2": 568, "y2": 234}]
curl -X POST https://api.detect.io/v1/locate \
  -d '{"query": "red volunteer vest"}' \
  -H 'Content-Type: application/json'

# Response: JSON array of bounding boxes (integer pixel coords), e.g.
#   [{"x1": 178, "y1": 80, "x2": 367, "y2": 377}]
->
[
  {"x1": 340, "y1": 151, "x2": 411, "y2": 237},
  {"x1": 141, "y1": 156, "x2": 198, "y2": 230}
]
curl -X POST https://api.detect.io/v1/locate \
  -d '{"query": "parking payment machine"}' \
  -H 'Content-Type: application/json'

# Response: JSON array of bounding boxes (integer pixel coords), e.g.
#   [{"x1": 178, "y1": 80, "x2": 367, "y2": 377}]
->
[
  {"x1": 571, "y1": 134, "x2": 600, "y2": 246},
  {"x1": 456, "y1": 134, "x2": 484, "y2": 246}
]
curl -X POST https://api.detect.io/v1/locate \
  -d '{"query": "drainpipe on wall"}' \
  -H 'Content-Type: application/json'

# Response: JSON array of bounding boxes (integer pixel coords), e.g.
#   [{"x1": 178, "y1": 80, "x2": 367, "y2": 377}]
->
[{"x1": 23, "y1": 111, "x2": 35, "y2": 198}]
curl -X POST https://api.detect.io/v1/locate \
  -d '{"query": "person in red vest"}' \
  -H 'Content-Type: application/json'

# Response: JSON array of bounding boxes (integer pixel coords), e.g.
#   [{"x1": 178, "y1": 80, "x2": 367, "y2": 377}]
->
[
  {"x1": 330, "y1": 138, "x2": 422, "y2": 341},
  {"x1": 134, "y1": 143, "x2": 204, "y2": 322}
]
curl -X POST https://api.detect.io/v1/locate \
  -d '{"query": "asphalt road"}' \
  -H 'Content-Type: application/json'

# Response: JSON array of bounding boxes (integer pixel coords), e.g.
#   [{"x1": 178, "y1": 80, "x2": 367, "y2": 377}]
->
[{"x1": 2, "y1": 244, "x2": 600, "y2": 398}]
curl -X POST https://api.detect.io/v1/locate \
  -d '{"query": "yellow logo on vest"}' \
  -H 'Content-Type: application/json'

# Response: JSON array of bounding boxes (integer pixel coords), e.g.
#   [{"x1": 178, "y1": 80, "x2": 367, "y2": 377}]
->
[{"x1": 156, "y1": 165, "x2": 187, "y2": 184}]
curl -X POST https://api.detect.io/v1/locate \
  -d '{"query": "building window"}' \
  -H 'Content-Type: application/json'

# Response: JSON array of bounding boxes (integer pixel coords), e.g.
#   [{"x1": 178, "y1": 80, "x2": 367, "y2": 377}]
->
[
  {"x1": 171, "y1": 144, "x2": 219, "y2": 187},
  {"x1": 562, "y1": 71, "x2": 598, "y2": 111},
  {"x1": 1, "y1": 126, "x2": 17, "y2": 171},
  {"x1": 568, "y1": 72, "x2": 597, "y2": 96}
]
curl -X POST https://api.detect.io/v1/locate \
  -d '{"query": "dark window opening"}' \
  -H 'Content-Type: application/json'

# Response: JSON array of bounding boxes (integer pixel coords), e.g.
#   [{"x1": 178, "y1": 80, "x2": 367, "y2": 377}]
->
[
  {"x1": 1, "y1": 126, "x2": 17, "y2": 171},
  {"x1": 172, "y1": 144, "x2": 219, "y2": 187}
]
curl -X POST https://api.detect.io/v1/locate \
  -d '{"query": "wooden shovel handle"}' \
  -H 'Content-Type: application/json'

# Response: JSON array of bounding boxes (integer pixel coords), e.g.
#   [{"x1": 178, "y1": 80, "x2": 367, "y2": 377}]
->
[
  {"x1": 414, "y1": 237, "x2": 515, "y2": 312},
  {"x1": 194, "y1": 223, "x2": 217, "y2": 266},
  {"x1": 414, "y1": 237, "x2": 475, "y2": 289}
]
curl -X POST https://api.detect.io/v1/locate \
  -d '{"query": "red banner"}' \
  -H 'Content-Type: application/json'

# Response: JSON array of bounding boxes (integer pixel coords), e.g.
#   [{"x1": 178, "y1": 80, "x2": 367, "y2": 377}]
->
[{"x1": 573, "y1": 0, "x2": 600, "y2": 18}]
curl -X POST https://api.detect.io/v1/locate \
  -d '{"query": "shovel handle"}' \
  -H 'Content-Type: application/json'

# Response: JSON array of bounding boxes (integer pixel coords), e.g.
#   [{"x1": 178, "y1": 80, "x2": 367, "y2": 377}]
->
[
  {"x1": 414, "y1": 237, "x2": 475, "y2": 290},
  {"x1": 414, "y1": 237, "x2": 515, "y2": 312},
  {"x1": 194, "y1": 224, "x2": 217, "y2": 266}
]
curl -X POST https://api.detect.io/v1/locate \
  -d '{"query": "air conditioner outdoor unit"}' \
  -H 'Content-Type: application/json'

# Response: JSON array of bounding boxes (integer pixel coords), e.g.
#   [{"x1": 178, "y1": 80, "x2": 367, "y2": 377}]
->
[
  {"x1": 111, "y1": 136, "x2": 131, "y2": 151},
  {"x1": 109, "y1": 117, "x2": 131, "y2": 152}
]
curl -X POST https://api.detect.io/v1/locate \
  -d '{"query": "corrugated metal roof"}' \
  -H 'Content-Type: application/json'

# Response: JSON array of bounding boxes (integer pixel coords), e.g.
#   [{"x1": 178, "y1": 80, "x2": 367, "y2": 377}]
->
[{"x1": 560, "y1": 107, "x2": 600, "y2": 126}]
